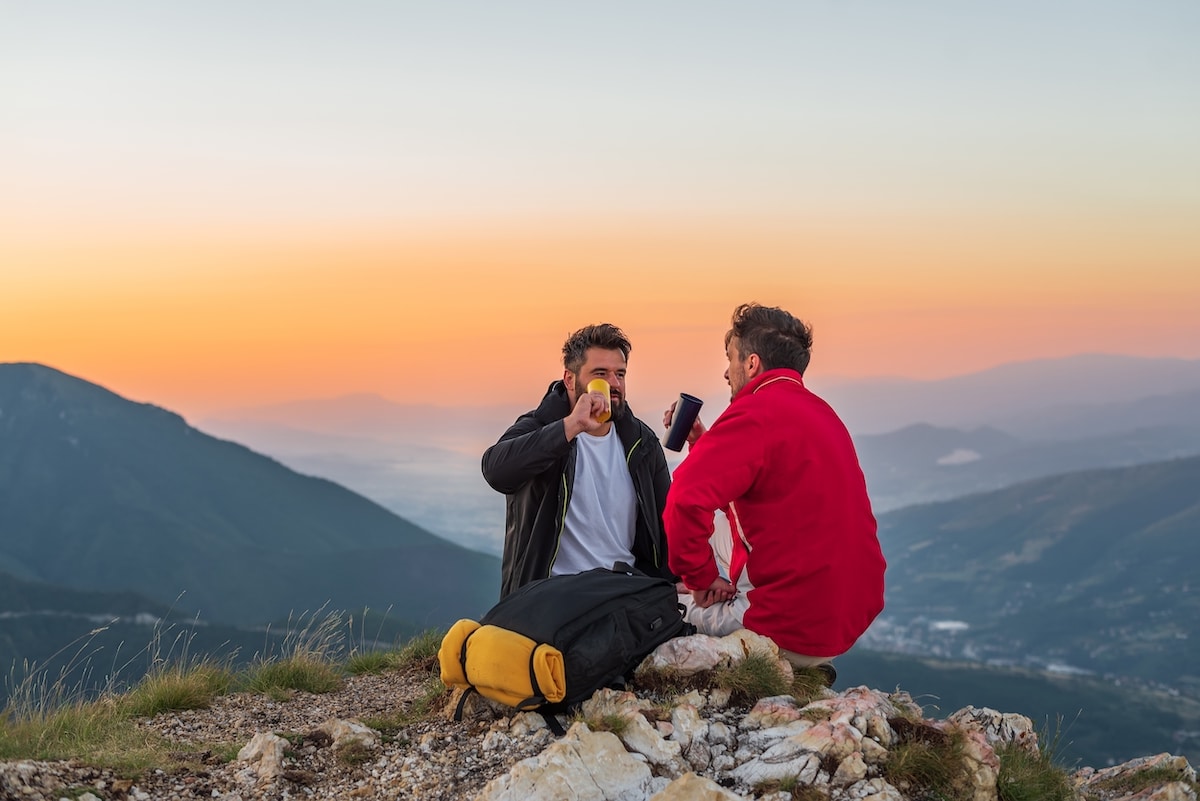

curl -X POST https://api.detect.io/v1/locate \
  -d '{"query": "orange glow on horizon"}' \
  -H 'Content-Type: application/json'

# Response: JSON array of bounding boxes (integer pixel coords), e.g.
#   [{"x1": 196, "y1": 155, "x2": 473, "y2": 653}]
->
[{"x1": 3, "y1": 215, "x2": 1198, "y2": 419}]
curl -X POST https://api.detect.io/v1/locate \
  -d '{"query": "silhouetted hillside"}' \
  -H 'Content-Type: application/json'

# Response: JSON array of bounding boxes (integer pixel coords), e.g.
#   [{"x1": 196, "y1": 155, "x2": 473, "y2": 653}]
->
[{"x1": 0, "y1": 363, "x2": 500, "y2": 628}]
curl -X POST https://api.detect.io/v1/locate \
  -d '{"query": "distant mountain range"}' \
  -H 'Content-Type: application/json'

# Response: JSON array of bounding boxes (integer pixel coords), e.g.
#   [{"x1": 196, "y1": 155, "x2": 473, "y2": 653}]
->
[
  {"x1": 0, "y1": 363, "x2": 500, "y2": 629},
  {"x1": 858, "y1": 417, "x2": 1200, "y2": 512},
  {"x1": 864, "y1": 455, "x2": 1200, "y2": 696},
  {"x1": 810, "y1": 353, "x2": 1200, "y2": 435},
  {"x1": 201, "y1": 353, "x2": 1200, "y2": 552}
]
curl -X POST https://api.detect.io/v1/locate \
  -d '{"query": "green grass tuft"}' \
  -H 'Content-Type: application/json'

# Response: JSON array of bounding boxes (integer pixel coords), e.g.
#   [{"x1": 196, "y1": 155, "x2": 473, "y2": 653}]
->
[
  {"x1": 882, "y1": 723, "x2": 971, "y2": 801},
  {"x1": 578, "y1": 711, "x2": 630, "y2": 736},
  {"x1": 996, "y1": 742, "x2": 1073, "y2": 801},
  {"x1": 790, "y1": 665, "x2": 833, "y2": 705},
  {"x1": 336, "y1": 739, "x2": 375, "y2": 766},
  {"x1": 711, "y1": 651, "x2": 791, "y2": 705},
  {"x1": 346, "y1": 628, "x2": 445, "y2": 676},
  {"x1": 396, "y1": 628, "x2": 443, "y2": 663},
  {"x1": 241, "y1": 654, "x2": 342, "y2": 698},
  {"x1": 240, "y1": 606, "x2": 347, "y2": 697},
  {"x1": 119, "y1": 661, "x2": 234, "y2": 717},
  {"x1": 346, "y1": 649, "x2": 400, "y2": 676}
]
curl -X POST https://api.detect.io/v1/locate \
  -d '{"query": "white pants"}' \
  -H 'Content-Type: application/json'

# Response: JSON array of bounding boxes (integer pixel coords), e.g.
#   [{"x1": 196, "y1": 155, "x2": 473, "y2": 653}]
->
[{"x1": 677, "y1": 592, "x2": 832, "y2": 670}]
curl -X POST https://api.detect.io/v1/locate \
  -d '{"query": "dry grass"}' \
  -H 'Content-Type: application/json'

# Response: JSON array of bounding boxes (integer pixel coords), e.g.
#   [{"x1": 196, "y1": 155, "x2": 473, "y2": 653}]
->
[{"x1": 0, "y1": 611, "x2": 445, "y2": 773}]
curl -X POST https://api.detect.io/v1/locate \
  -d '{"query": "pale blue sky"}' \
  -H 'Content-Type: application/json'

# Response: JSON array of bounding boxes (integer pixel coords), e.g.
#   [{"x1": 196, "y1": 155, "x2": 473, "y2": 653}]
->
[{"x1": 3, "y1": 1, "x2": 1197, "y2": 225}]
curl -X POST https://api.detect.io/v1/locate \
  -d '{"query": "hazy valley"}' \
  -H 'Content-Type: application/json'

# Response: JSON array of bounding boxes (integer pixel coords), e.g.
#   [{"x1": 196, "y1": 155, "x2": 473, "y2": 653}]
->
[{"x1": 199, "y1": 353, "x2": 1200, "y2": 554}]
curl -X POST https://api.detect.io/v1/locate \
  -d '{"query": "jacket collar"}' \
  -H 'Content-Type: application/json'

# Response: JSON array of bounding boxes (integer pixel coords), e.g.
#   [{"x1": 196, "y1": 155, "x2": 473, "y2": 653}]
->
[{"x1": 735, "y1": 367, "x2": 805, "y2": 401}]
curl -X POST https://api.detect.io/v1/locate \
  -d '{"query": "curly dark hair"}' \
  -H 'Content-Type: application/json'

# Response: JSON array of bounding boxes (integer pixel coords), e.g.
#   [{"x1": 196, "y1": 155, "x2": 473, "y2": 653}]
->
[
  {"x1": 725, "y1": 303, "x2": 813, "y2": 375},
  {"x1": 562, "y1": 323, "x2": 632, "y2": 374}
]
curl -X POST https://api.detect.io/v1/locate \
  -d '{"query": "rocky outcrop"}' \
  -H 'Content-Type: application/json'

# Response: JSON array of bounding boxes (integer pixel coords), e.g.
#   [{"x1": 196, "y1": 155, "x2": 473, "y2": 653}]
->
[
  {"x1": 466, "y1": 631, "x2": 1198, "y2": 801},
  {"x1": 469, "y1": 683, "x2": 1197, "y2": 801}
]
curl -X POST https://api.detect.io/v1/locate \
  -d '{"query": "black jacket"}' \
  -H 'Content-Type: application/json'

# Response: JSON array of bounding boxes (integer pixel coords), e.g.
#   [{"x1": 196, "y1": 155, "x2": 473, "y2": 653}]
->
[{"x1": 482, "y1": 380, "x2": 673, "y2": 598}]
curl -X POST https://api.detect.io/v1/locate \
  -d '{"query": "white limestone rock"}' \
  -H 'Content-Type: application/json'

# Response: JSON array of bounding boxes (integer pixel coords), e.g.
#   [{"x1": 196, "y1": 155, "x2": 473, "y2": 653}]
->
[
  {"x1": 475, "y1": 722, "x2": 657, "y2": 801},
  {"x1": 647, "y1": 773, "x2": 745, "y2": 800},
  {"x1": 842, "y1": 777, "x2": 906, "y2": 800},
  {"x1": 236, "y1": 731, "x2": 288, "y2": 781},
  {"x1": 319, "y1": 718, "x2": 379, "y2": 752},
  {"x1": 948, "y1": 706, "x2": 1039, "y2": 756}
]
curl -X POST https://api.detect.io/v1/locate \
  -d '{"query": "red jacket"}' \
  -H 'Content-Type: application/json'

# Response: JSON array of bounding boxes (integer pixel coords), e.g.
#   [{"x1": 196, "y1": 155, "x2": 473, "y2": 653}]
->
[{"x1": 665, "y1": 368, "x2": 885, "y2": 657}]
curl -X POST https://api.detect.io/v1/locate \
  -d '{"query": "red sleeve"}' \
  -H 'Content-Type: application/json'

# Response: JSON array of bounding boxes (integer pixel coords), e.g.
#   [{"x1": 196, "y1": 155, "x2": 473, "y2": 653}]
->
[{"x1": 664, "y1": 403, "x2": 764, "y2": 590}]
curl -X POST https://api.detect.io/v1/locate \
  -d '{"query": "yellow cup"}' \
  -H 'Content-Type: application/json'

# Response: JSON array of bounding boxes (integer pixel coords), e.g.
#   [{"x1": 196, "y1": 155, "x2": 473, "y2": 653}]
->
[{"x1": 586, "y1": 378, "x2": 611, "y2": 423}]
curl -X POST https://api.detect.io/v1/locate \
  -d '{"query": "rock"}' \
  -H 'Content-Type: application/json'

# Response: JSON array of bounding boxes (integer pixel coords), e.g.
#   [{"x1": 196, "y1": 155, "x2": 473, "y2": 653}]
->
[
  {"x1": 741, "y1": 695, "x2": 807, "y2": 730},
  {"x1": 1123, "y1": 783, "x2": 1199, "y2": 801},
  {"x1": 475, "y1": 722, "x2": 659, "y2": 801},
  {"x1": 948, "y1": 706, "x2": 1039, "y2": 756},
  {"x1": 731, "y1": 743, "x2": 822, "y2": 787},
  {"x1": 833, "y1": 751, "x2": 869, "y2": 785},
  {"x1": 581, "y1": 689, "x2": 689, "y2": 777},
  {"x1": 648, "y1": 772, "x2": 745, "y2": 800},
  {"x1": 1073, "y1": 753, "x2": 1197, "y2": 800},
  {"x1": 669, "y1": 703, "x2": 712, "y2": 771},
  {"x1": 950, "y1": 726, "x2": 1000, "y2": 801},
  {"x1": 319, "y1": 718, "x2": 380, "y2": 752},
  {"x1": 236, "y1": 731, "x2": 289, "y2": 781},
  {"x1": 642, "y1": 629, "x2": 784, "y2": 677},
  {"x1": 843, "y1": 777, "x2": 906, "y2": 800}
]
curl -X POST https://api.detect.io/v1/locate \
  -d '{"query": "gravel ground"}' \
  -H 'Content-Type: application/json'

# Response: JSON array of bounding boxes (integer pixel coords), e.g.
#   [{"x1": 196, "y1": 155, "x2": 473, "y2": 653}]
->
[{"x1": 1, "y1": 655, "x2": 554, "y2": 801}]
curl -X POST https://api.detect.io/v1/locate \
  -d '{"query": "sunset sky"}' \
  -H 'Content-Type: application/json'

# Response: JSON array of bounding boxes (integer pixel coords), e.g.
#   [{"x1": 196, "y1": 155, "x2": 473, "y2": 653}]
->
[{"x1": 3, "y1": 1, "x2": 1198, "y2": 420}]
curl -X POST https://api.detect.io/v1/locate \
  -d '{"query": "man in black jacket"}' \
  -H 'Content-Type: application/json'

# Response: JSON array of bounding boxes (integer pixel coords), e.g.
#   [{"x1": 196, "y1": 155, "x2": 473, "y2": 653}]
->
[{"x1": 482, "y1": 323, "x2": 673, "y2": 598}]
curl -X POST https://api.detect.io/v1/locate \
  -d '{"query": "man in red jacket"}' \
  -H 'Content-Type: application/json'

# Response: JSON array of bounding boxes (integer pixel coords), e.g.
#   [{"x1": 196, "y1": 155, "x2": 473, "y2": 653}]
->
[{"x1": 664, "y1": 303, "x2": 886, "y2": 673}]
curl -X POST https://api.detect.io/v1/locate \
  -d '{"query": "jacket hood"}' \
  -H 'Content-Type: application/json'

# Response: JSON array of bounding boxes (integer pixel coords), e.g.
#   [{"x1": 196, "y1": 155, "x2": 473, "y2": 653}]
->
[{"x1": 534, "y1": 380, "x2": 572, "y2": 422}]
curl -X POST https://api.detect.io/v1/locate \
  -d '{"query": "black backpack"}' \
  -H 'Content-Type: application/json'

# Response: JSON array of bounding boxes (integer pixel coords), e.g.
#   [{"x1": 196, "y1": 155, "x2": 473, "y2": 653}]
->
[{"x1": 439, "y1": 564, "x2": 693, "y2": 728}]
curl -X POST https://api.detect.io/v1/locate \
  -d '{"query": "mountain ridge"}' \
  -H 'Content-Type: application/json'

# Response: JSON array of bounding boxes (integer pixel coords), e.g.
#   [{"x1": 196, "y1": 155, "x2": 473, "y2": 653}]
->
[
  {"x1": 810, "y1": 353, "x2": 1200, "y2": 434},
  {"x1": 0, "y1": 362, "x2": 500, "y2": 627}
]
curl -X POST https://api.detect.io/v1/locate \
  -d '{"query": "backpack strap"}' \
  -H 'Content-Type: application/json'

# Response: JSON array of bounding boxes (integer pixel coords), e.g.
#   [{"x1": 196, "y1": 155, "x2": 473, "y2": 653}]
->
[
  {"x1": 514, "y1": 648, "x2": 549, "y2": 710},
  {"x1": 452, "y1": 687, "x2": 476, "y2": 721},
  {"x1": 451, "y1": 630, "x2": 478, "y2": 721},
  {"x1": 541, "y1": 711, "x2": 567, "y2": 736}
]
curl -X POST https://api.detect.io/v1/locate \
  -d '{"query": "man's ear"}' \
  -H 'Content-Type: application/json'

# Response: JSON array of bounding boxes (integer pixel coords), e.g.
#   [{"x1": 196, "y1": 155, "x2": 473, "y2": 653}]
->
[
  {"x1": 746, "y1": 353, "x2": 763, "y2": 379},
  {"x1": 563, "y1": 369, "x2": 577, "y2": 398}
]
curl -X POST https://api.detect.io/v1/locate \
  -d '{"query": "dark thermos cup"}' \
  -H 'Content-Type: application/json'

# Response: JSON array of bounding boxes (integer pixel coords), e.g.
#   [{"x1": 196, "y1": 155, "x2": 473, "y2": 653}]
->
[{"x1": 664, "y1": 393, "x2": 704, "y2": 451}]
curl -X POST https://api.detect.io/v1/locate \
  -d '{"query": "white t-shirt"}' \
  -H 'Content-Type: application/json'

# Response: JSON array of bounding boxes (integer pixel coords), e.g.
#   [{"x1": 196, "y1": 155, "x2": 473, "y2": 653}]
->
[{"x1": 552, "y1": 425, "x2": 637, "y2": 576}]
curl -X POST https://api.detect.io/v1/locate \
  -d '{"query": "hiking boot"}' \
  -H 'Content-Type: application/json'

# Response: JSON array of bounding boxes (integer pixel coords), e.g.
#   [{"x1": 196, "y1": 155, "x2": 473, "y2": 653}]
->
[{"x1": 815, "y1": 662, "x2": 837, "y2": 688}]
